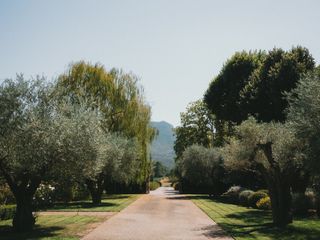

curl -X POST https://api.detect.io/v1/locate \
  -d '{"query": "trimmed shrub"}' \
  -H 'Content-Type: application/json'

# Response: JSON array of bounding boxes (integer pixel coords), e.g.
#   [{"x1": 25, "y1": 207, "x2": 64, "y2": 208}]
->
[
  {"x1": 0, "y1": 205, "x2": 16, "y2": 220},
  {"x1": 221, "y1": 186, "x2": 246, "y2": 204},
  {"x1": 239, "y1": 190, "x2": 254, "y2": 206},
  {"x1": 248, "y1": 191, "x2": 268, "y2": 208},
  {"x1": 256, "y1": 196, "x2": 271, "y2": 210},
  {"x1": 149, "y1": 181, "x2": 161, "y2": 191}
]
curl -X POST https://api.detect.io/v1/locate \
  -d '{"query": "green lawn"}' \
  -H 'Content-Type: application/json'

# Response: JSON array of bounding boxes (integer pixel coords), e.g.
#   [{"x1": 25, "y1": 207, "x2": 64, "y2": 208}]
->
[
  {"x1": 40, "y1": 194, "x2": 140, "y2": 212},
  {"x1": 191, "y1": 195, "x2": 320, "y2": 240},
  {"x1": 0, "y1": 214, "x2": 105, "y2": 240},
  {"x1": 0, "y1": 194, "x2": 141, "y2": 240}
]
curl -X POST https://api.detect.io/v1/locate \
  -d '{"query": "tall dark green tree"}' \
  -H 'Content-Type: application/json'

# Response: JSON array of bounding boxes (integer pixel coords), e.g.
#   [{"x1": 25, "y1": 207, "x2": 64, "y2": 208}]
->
[
  {"x1": 204, "y1": 51, "x2": 264, "y2": 124},
  {"x1": 243, "y1": 46, "x2": 315, "y2": 122},
  {"x1": 205, "y1": 47, "x2": 315, "y2": 125}
]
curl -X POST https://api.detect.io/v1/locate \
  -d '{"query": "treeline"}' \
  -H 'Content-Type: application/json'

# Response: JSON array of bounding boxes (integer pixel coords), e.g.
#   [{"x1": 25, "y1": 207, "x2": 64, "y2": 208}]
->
[
  {"x1": 0, "y1": 62, "x2": 155, "y2": 232},
  {"x1": 174, "y1": 46, "x2": 320, "y2": 228}
]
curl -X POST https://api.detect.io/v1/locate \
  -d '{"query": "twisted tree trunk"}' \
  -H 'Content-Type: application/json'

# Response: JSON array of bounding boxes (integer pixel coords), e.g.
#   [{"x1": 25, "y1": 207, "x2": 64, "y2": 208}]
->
[
  {"x1": 13, "y1": 193, "x2": 35, "y2": 232},
  {"x1": 0, "y1": 161, "x2": 41, "y2": 232},
  {"x1": 267, "y1": 178, "x2": 293, "y2": 227},
  {"x1": 258, "y1": 142, "x2": 293, "y2": 228},
  {"x1": 86, "y1": 177, "x2": 105, "y2": 204}
]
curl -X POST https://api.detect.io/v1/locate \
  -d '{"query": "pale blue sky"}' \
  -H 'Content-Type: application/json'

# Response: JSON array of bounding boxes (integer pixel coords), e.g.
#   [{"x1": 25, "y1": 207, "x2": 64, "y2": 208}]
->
[{"x1": 1, "y1": 0, "x2": 319, "y2": 126}]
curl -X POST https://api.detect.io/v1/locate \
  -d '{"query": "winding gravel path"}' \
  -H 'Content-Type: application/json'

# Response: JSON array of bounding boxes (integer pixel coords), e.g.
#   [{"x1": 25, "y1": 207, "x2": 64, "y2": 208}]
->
[{"x1": 82, "y1": 187, "x2": 232, "y2": 240}]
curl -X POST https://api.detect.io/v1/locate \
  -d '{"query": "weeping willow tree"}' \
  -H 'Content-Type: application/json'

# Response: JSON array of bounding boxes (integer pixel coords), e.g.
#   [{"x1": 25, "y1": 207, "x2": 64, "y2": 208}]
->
[{"x1": 57, "y1": 61, "x2": 155, "y2": 196}]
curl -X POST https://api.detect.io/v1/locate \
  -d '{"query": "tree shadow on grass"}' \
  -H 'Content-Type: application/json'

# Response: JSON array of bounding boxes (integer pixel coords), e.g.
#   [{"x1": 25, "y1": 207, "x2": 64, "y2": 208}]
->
[
  {"x1": 102, "y1": 195, "x2": 130, "y2": 200},
  {"x1": 200, "y1": 224, "x2": 231, "y2": 238},
  {"x1": 0, "y1": 224, "x2": 64, "y2": 240},
  {"x1": 221, "y1": 212, "x2": 320, "y2": 239},
  {"x1": 226, "y1": 210, "x2": 272, "y2": 225},
  {"x1": 41, "y1": 201, "x2": 117, "y2": 211},
  {"x1": 166, "y1": 195, "x2": 207, "y2": 200}
]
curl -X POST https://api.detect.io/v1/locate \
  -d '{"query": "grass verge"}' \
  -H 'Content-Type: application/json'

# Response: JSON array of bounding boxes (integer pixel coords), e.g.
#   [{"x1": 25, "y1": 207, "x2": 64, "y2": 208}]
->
[
  {"x1": 40, "y1": 194, "x2": 140, "y2": 212},
  {"x1": 0, "y1": 214, "x2": 105, "y2": 240},
  {"x1": 0, "y1": 194, "x2": 141, "y2": 239},
  {"x1": 190, "y1": 195, "x2": 320, "y2": 240}
]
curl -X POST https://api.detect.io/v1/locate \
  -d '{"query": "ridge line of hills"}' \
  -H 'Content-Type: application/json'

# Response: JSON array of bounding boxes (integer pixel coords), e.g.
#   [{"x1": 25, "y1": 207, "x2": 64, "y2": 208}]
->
[{"x1": 150, "y1": 121, "x2": 176, "y2": 168}]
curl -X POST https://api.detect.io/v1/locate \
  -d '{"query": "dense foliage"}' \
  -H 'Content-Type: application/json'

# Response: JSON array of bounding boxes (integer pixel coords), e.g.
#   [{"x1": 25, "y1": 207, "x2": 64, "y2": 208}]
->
[
  {"x1": 174, "y1": 100, "x2": 216, "y2": 159},
  {"x1": 0, "y1": 62, "x2": 154, "y2": 232},
  {"x1": 176, "y1": 145, "x2": 226, "y2": 194},
  {"x1": 57, "y1": 62, "x2": 155, "y2": 194},
  {"x1": 174, "y1": 46, "x2": 319, "y2": 228}
]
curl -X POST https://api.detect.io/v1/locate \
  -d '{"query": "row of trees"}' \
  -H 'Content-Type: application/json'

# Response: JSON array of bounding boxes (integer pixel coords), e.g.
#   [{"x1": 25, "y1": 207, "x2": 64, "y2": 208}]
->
[
  {"x1": 0, "y1": 62, "x2": 155, "y2": 232},
  {"x1": 174, "y1": 46, "x2": 320, "y2": 227}
]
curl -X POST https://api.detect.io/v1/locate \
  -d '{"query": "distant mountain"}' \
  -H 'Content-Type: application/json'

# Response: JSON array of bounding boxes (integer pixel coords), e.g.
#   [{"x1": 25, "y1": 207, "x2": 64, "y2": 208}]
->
[{"x1": 150, "y1": 121, "x2": 176, "y2": 168}]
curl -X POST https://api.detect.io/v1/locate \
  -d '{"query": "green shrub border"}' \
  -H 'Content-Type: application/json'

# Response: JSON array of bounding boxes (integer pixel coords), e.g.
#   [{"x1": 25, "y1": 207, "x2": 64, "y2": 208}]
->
[{"x1": 0, "y1": 204, "x2": 16, "y2": 220}]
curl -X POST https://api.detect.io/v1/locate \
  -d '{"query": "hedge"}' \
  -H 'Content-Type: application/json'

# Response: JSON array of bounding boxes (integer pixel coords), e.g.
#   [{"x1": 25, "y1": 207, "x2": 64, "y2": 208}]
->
[
  {"x1": 0, "y1": 205, "x2": 16, "y2": 220},
  {"x1": 149, "y1": 181, "x2": 161, "y2": 191}
]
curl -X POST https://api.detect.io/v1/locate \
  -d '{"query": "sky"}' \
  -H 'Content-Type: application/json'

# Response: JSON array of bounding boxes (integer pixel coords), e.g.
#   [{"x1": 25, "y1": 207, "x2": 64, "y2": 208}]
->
[{"x1": 0, "y1": 0, "x2": 319, "y2": 126}]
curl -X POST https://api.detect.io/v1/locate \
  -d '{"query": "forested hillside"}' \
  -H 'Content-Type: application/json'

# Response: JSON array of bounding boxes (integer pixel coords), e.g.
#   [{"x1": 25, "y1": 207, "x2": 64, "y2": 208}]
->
[{"x1": 151, "y1": 121, "x2": 176, "y2": 168}]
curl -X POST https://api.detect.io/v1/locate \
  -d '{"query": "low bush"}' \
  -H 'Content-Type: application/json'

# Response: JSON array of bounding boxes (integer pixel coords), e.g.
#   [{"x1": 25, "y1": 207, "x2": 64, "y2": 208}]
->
[
  {"x1": 0, "y1": 184, "x2": 15, "y2": 205},
  {"x1": 257, "y1": 189, "x2": 269, "y2": 194},
  {"x1": 72, "y1": 184, "x2": 90, "y2": 201},
  {"x1": 33, "y1": 184, "x2": 55, "y2": 208},
  {"x1": 173, "y1": 182, "x2": 180, "y2": 191},
  {"x1": 248, "y1": 191, "x2": 268, "y2": 208},
  {"x1": 221, "y1": 186, "x2": 246, "y2": 204},
  {"x1": 239, "y1": 190, "x2": 254, "y2": 206},
  {"x1": 292, "y1": 192, "x2": 314, "y2": 215},
  {"x1": 256, "y1": 196, "x2": 271, "y2": 210},
  {"x1": 53, "y1": 183, "x2": 74, "y2": 203},
  {"x1": 305, "y1": 189, "x2": 316, "y2": 210},
  {"x1": 149, "y1": 181, "x2": 161, "y2": 191},
  {"x1": 0, "y1": 204, "x2": 16, "y2": 220}
]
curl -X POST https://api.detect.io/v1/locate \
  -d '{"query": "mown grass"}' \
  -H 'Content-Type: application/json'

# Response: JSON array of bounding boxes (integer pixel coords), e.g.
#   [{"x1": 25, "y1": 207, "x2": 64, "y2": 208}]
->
[
  {"x1": 191, "y1": 195, "x2": 320, "y2": 240},
  {"x1": 0, "y1": 214, "x2": 105, "y2": 240},
  {"x1": 0, "y1": 194, "x2": 140, "y2": 240},
  {"x1": 40, "y1": 194, "x2": 140, "y2": 212}
]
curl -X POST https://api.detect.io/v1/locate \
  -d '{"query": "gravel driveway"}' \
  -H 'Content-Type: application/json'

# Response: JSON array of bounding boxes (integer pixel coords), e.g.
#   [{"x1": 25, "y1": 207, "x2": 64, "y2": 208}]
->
[{"x1": 82, "y1": 187, "x2": 233, "y2": 240}]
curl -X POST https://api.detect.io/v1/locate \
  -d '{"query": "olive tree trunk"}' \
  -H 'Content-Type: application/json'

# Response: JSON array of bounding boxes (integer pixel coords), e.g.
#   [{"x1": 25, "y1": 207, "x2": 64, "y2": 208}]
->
[
  {"x1": 267, "y1": 178, "x2": 293, "y2": 228},
  {"x1": 9, "y1": 177, "x2": 41, "y2": 232},
  {"x1": 86, "y1": 178, "x2": 105, "y2": 204},
  {"x1": 12, "y1": 193, "x2": 35, "y2": 232},
  {"x1": 259, "y1": 142, "x2": 293, "y2": 228}
]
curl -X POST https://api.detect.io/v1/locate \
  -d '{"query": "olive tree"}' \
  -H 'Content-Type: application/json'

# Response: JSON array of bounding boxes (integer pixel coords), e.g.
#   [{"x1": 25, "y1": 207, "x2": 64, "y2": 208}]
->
[
  {"x1": 0, "y1": 76, "x2": 98, "y2": 231},
  {"x1": 222, "y1": 118, "x2": 303, "y2": 227},
  {"x1": 177, "y1": 145, "x2": 225, "y2": 194},
  {"x1": 83, "y1": 133, "x2": 140, "y2": 204},
  {"x1": 287, "y1": 69, "x2": 320, "y2": 174},
  {"x1": 286, "y1": 69, "x2": 320, "y2": 214}
]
